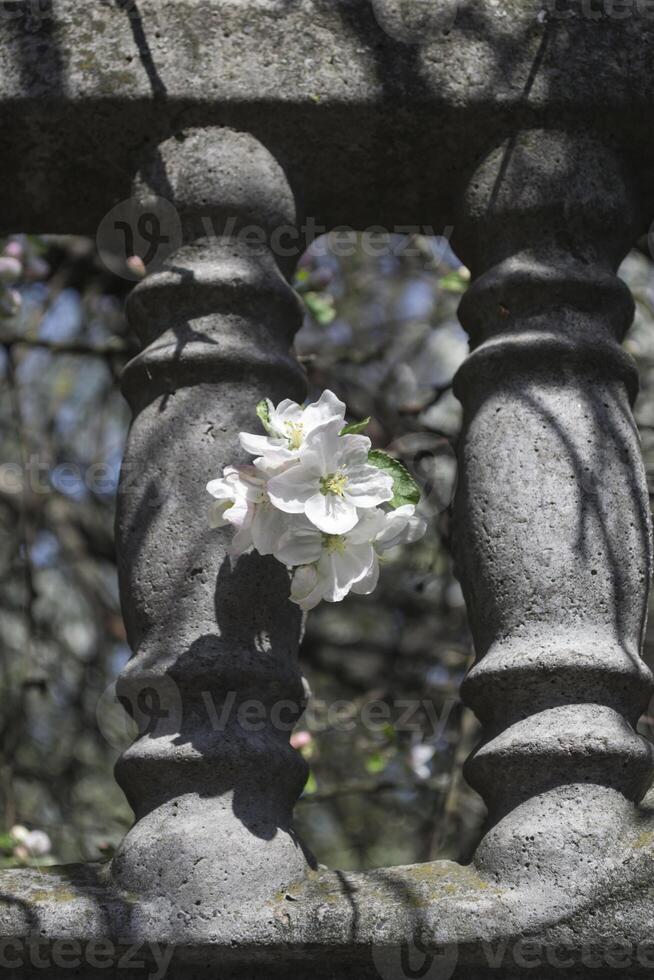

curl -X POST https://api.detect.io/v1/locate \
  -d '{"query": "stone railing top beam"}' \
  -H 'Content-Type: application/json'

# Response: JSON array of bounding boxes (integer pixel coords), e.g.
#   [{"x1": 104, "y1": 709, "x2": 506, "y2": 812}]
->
[{"x1": 3, "y1": 0, "x2": 654, "y2": 233}]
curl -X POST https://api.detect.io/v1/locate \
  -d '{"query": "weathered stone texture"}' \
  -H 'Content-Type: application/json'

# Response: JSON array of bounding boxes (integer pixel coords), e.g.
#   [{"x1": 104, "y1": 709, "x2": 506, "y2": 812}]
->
[
  {"x1": 112, "y1": 129, "x2": 313, "y2": 916},
  {"x1": 3, "y1": 1, "x2": 654, "y2": 233},
  {"x1": 1, "y1": 2, "x2": 654, "y2": 977}
]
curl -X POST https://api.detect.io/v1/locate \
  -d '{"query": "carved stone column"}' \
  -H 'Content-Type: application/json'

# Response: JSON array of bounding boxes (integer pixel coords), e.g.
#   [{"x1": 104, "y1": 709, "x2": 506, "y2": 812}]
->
[
  {"x1": 452, "y1": 130, "x2": 654, "y2": 888},
  {"x1": 111, "y1": 128, "x2": 313, "y2": 917}
]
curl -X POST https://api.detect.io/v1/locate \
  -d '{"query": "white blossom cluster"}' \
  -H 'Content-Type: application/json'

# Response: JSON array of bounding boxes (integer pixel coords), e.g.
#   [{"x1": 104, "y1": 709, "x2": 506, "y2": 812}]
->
[
  {"x1": 9, "y1": 825, "x2": 52, "y2": 861},
  {"x1": 207, "y1": 390, "x2": 427, "y2": 611}
]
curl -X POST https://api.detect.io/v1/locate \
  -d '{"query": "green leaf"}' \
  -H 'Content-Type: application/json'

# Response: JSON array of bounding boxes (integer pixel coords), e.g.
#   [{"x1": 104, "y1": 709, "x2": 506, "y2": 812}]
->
[
  {"x1": 304, "y1": 291, "x2": 335, "y2": 325},
  {"x1": 368, "y1": 450, "x2": 421, "y2": 509},
  {"x1": 303, "y1": 771, "x2": 317, "y2": 795},
  {"x1": 382, "y1": 722, "x2": 397, "y2": 742},
  {"x1": 340, "y1": 417, "x2": 371, "y2": 436},
  {"x1": 256, "y1": 398, "x2": 273, "y2": 433},
  {"x1": 365, "y1": 752, "x2": 386, "y2": 775},
  {"x1": 440, "y1": 271, "x2": 469, "y2": 294}
]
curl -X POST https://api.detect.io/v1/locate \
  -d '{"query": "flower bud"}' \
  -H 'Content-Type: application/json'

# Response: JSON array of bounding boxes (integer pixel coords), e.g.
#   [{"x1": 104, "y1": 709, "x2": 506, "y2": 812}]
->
[
  {"x1": 3, "y1": 240, "x2": 24, "y2": 260},
  {"x1": 0, "y1": 256, "x2": 22, "y2": 283},
  {"x1": 126, "y1": 255, "x2": 146, "y2": 279},
  {"x1": 9, "y1": 825, "x2": 29, "y2": 844},
  {"x1": 290, "y1": 730, "x2": 313, "y2": 750},
  {"x1": 0, "y1": 288, "x2": 22, "y2": 317},
  {"x1": 25, "y1": 830, "x2": 51, "y2": 857}
]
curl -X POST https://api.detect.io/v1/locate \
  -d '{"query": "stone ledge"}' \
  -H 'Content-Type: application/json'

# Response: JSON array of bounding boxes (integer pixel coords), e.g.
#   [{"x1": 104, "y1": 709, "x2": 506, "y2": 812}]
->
[{"x1": 0, "y1": 805, "x2": 653, "y2": 978}]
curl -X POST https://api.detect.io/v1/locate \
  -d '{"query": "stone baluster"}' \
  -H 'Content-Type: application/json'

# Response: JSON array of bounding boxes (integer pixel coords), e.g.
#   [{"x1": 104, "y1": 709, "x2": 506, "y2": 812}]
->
[
  {"x1": 110, "y1": 128, "x2": 313, "y2": 919},
  {"x1": 452, "y1": 130, "x2": 654, "y2": 887}
]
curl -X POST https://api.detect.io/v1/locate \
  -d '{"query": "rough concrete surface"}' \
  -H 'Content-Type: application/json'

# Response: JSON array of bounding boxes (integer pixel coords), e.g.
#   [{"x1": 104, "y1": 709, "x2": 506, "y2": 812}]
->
[
  {"x1": 3, "y1": 1, "x2": 654, "y2": 233},
  {"x1": 2, "y1": 3, "x2": 654, "y2": 977}
]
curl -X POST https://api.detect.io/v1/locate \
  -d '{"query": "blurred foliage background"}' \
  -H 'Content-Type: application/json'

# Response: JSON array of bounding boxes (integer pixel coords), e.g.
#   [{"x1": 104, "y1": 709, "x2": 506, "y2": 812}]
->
[{"x1": 1, "y1": 232, "x2": 654, "y2": 871}]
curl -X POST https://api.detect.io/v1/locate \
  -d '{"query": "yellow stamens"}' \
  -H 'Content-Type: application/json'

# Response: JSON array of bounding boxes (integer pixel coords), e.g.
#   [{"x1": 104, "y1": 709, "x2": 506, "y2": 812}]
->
[
  {"x1": 320, "y1": 471, "x2": 348, "y2": 496},
  {"x1": 285, "y1": 421, "x2": 304, "y2": 450},
  {"x1": 323, "y1": 534, "x2": 346, "y2": 554}
]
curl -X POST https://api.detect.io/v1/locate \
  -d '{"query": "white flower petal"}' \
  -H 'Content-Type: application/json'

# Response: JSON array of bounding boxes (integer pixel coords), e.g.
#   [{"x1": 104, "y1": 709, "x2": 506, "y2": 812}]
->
[
  {"x1": 302, "y1": 389, "x2": 347, "y2": 432},
  {"x1": 337, "y1": 433, "x2": 371, "y2": 466},
  {"x1": 290, "y1": 568, "x2": 324, "y2": 611},
  {"x1": 273, "y1": 522, "x2": 323, "y2": 566},
  {"x1": 206, "y1": 476, "x2": 233, "y2": 499},
  {"x1": 267, "y1": 461, "x2": 319, "y2": 514},
  {"x1": 343, "y1": 465, "x2": 394, "y2": 507},
  {"x1": 273, "y1": 398, "x2": 302, "y2": 422},
  {"x1": 251, "y1": 506, "x2": 291, "y2": 556},
  {"x1": 271, "y1": 406, "x2": 304, "y2": 446},
  {"x1": 320, "y1": 544, "x2": 374, "y2": 602},
  {"x1": 375, "y1": 505, "x2": 428, "y2": 552},
  {"x1": 230, "y1": 525, "x2": 253, "y2": 557},
  {"x1": 239, "y1": 431, "x2": 282, "y2": 457},
  {"x1": 291, "y1": 564, "x2": 321, "y2": 606},
  {"x1": 253, "y1": 455, "x2": 297, "y2": 481},
  {"x1": 208, "y1": 499, "x2": 231, "y2": 529},
  {"x1": 346, "y1": 508, "x2": 387, "y2": 544},
  {"x1": 207, "y1": 468, "x2": 260, "y2": 528},
  {"x1": 224, "y1": 497, "x2": 253, "y2": 529},
  {"x1": 302, "y1": 418, "x2": 343, "y2": 474},
  {"x1": 261, "y1": 448, "x2": 299, "y2": 467},
  {"x1": 235, "y1": 465, "x2": 267, "y2": 501},
  {"x1": 351, "y1": 553, "x2": 380, "y2": 595},
  {"x1": 305, "y1": 491, "x2": 358, "y2": 534}
]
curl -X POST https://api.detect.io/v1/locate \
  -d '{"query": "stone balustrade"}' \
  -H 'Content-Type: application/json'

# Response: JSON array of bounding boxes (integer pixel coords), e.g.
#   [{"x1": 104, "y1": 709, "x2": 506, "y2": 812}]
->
[
  {"x1": 2, "y1": 2, "x2": 654, "y2": 977},
  {"x1": 110, "y1": 126, "x2": 320, "y2": 928}
]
